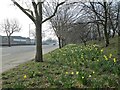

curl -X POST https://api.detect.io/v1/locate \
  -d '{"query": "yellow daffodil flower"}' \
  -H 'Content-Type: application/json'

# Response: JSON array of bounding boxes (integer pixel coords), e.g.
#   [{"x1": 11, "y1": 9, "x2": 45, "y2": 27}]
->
[
  {"x1": 109, "y1": 54, "x2": 112, "y2": 58},
  {"x1": 71, "y1": 72, "x2": 74, "y2": 75},
  {"x1": 24, "y1": 75, "x2": 27, "y2": 79},
  {"x1": 74, "y1": 61, "x2": 76, "y2": 64},
  {"x1": 82, "y1": 76, "x2": 84, "y2": 79},
  {"x1": 76, "y1": 72, "x2": 79, "y2": 75},
  {"x1": 89, "y1": 75, "x2": 91, "y2": 77},
  {"x1": 101, "y1": 49, "x2": 103, "y2": 52},
  {"x1": 93, "y1": 71, "x2": 95, "y2": 74},
  {"x1": 104, "y1": 55, "x2": 108, "y2": 60},
  {"x1": 97, "y1": 59, "x2": 99, "y2": 62},
  {"x1": 66, "y1": 72, "x2": 68, "y2": 74},
  {"x1": 113, "y1": 58, "x2": 116, "y2": 63},
  {"x1": 81, "y1": 57, "x2": 84, "y2": 59},
  {"x1": 38, "y1": 72, "x2": 41, "y2": 74},
  {"x1": 95, "y1": 48, "x2": 98, "y2": 50}
]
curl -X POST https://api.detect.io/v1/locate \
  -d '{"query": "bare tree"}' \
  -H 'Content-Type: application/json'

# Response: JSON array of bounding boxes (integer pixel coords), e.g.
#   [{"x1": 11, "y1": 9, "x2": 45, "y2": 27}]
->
[
  {"x1": 11, "y1": 0, "x2": 65, "y2": 62},
  {"x1": 0, "y1": 19, "x2": 21, "y2": 47},
  {"x1": 44, "y1": 1, "x2": 82, "y2": 48},
  {"x1": 67, "y1": 22, "x2": 90, "y2": 46},
  {"x1": 79, "y1": 1, "x2": 113, "y2": 47},
  {"x1": 108, "y1": 4, "x2": 117, "y2": 37},
  {"x1": 90, "y1": 2, "x2": 109, "y2": 47}
]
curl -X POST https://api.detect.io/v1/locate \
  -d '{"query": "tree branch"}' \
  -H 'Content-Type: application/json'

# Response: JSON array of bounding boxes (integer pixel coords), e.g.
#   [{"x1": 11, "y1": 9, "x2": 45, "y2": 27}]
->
[
  {"x1": 11, "y1": 0, "x2": 35, "y2": 23},
  {"x1": 24, "y1": 9, "x2": 34, "y2": 17},
  {"x1": 32, "y1": 0, "x2": 38, "y2": 18},
  {"x1": 90, "y1": 2, "x2": 105, "y2": 19},
  {"x1": 42, "y1": 1, "x2": 65, "y2": 23}
]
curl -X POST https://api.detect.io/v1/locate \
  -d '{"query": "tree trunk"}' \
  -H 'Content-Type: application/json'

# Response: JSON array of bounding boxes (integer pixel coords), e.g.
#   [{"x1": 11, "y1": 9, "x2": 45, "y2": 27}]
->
[
  {"x1": 8, "y1": 36, "x2": 11, "y2": 47},
  {"x1": 35, "y1": 23, "x2": 43, "y2": 62},
  {"x1": 35, "y1": 2, "x2": 43, "y2": 62},
  {"x1": 62, "y1": 39, "x2": 66, "y2": 47},
  {"x1": 104, "y1": 25, "x2": 109, "y2": 47},
  {"x1": 81, "y1": 37, "x2": 87, "y2": 46},
  {"x1": 104, "y1": 2, "x2": 109, "y2": 47},
  {"x1": 112, "y1": 29, "x2": 116, "y2": 38},
  {"x1": 83, "y1": 41, "x2": 87, "y2": 46},
  {"x1": 58, "y1": 37, "x2": 62, "y2": 49},
  {"x1": 97, "y1": 23, "x2": 101, "y2": 41}
]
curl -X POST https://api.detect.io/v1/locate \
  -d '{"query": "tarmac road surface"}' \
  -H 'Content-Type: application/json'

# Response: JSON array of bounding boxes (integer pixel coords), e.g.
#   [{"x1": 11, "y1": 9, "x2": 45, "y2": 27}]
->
[{"x1": 0, "y1": 45, "x2": 58, "y2": 73}]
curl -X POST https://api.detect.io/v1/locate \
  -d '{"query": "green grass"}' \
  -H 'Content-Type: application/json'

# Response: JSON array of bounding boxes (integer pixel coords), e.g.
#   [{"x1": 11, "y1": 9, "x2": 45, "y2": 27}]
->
[
  {"x1": 2, "y1": 37, "x2": 120, "y2": 88},
  {"x1": 87, "y1": 36, "x2": 118, "y2": 58}
]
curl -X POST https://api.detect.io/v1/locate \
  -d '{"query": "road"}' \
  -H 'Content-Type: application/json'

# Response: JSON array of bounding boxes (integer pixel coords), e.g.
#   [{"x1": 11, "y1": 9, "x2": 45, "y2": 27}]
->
[{"x1": 0, "y1": 45, "x2": 58, "y2": 73}]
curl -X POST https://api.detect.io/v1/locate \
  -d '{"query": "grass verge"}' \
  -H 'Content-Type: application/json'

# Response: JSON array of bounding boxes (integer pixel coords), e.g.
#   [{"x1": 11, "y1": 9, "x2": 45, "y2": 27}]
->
[{"x1": 2, "y1": 37, "x2": 120, "y2": 88}]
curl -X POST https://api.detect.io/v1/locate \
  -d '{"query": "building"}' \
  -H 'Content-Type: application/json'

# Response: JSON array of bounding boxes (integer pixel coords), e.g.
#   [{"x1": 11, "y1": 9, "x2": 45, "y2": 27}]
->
[{"x1": 0, "y1": 36, "x2": 35, "y2": 46}]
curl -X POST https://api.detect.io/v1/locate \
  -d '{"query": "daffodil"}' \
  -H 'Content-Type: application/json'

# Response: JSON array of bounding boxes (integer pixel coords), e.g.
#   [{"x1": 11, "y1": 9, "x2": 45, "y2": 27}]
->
[
  {"x1": 81, "y1": 57, "x2": 84, "y2": 59},
  {"x1": 101, "y1": 49, "x2": 103, "y2": 52},
  {"x1": 66, "y1": 72, "x2": 68, "y2": 74},
  {"x1": 97, "y1": 59, "x2": 99, "y2": 62},
  {"x1": 24, "y1": 75, "x2": 27, "y2": 79},
  {"x1": 38, "y1": 72, "x2": 41, "y2": 74},
  {"x1": 74, "y1": 61, "x2": 76, "y2": 64},
  {"x1": 71, "y1": 72, "x2": 74, "y2": 75},
  {"x1": 113, "y1": 58, "x2": 116, "y2": 63},
  {"x1": 109, "y1": 54, "x2": 112, "y2": 58},
  {"x1": 82, "y1": 76, "x2": 84, "y2": 79},
  {"x1": 93, "y1": 71, "x2": 95, "y2": 74},
  {"x1": 95, "y1": 48, "x2": 98, "y2": 50},
  {"x1": 81, "y1": 55, "x2": 84, "y2": 59},
  {"x1": 89, "y1": 75, "x2": 91, "y2": 77},
  {"x1": 104, "y1": 55, "x2": 108, "y2": 60},
  {"x1": 76, "y1": 71, "x2": 79, "y2": 75}
]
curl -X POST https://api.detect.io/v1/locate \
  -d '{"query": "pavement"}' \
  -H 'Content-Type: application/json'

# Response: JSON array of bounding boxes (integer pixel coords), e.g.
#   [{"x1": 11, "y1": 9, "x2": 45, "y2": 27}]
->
[{"x1": 0, "y1": 45, "x2": 58, "y2": 73}]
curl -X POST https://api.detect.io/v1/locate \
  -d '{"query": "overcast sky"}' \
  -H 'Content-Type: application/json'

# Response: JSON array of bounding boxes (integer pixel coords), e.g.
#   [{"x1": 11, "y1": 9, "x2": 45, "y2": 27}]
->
[
  {"x1": 1, "y1": 0, "x2": 118, "y2": 40},
  {"x1": 0, "y1": 0, "x2": 56, "y2": 40}
]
